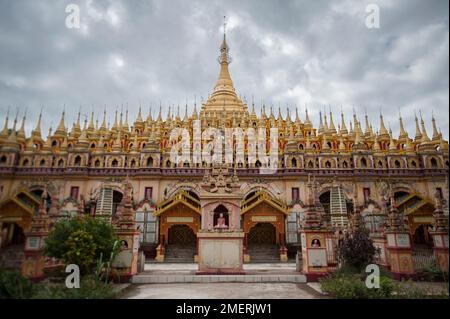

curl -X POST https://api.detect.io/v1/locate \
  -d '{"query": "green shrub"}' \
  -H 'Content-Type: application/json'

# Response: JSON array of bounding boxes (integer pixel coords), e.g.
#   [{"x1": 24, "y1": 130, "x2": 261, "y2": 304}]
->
[
  {"x1": 44, "y1": 216, "x2": 118, "y2": 275},
  {"x1": 393, "y1": 280, "x2": 448, "y2": 299},
  {"x1": 63, "y1": 230, "x2": 97, "y2": 274},
  {"x1": 0, "y1": 268, "x2": 34, "y2": 299},
  {"x1": 320, "y1": 272, "x2": 395, "y2": 299},
  {"x1": 417, "y1": 264, "x2": 446, "y2": 282},
  {"x1": 32, "y1": 276, "x2": 117, "y2": 299},
  {"x1": 320, "y1": 273, "x2": 369, "y2": 299},
  {"x1": 337, "y1": 227, "x2": 377, "y2": 271}
]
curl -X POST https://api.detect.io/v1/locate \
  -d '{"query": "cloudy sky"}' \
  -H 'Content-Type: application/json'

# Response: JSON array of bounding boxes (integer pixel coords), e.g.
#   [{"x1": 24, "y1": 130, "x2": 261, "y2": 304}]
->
[{"x1": 0, "y1": 0, "x2": 448, "y2": 139}]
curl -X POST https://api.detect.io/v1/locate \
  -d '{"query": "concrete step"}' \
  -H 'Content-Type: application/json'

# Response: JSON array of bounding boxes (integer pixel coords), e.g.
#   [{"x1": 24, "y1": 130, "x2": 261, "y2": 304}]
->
[
  {"x1": 131, "y1": 273, "x2": 307, "y2": 284},
  {"x1": 248, "y1": 245, "x2": 279, "y2": 263},
  {"x1": 164, "y1": 245, "x2": 196, "y2": 263}
]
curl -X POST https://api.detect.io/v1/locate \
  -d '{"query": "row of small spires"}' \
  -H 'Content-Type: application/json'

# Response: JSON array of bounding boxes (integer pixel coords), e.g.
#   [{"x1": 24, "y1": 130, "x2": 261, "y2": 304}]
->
[{"x1": 0, "y1": 103, "x2": 446, "y2": 146}]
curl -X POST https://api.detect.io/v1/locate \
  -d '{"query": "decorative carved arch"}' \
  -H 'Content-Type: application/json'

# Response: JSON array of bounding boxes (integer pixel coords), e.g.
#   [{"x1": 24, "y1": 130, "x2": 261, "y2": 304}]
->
[
  {"x1": 240, "y1": 182, "x2": 282, "y2": 200},
  {"x1": 89, "y1": 182, "x2": 126, "y2": 201},
  {"x1": 163, "y1": 183, "x2": 202, "y2": 200}
]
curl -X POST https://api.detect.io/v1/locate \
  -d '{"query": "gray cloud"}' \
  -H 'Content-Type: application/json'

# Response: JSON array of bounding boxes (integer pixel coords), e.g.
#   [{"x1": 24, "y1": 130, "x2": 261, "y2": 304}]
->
[{"x1": 0, "y1": 0, "x2": 448, "y2": 139}]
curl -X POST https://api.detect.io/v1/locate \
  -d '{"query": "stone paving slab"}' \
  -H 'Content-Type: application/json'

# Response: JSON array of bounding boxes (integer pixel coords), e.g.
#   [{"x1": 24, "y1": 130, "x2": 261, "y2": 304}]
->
[
  {"x1": 132, "y1": 274, "x2": 307, "y2": 284},
  {"x1": 136, "y1": 262, "x2": 305, "y2": 284},
  {"x1": 121, "y1": 283, "x2": 323, "y2": 299},
  {"x1": 144, "y1": 262, "x2": 297, "y2": 272}
]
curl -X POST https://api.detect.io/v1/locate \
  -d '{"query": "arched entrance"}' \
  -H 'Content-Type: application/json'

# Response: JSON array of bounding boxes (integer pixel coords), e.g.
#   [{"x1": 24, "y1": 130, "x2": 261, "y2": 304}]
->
[
  {"x1": 1, "y1": 222, "x2": 25, "y2": 248},
  {"x1": 168, "y1": 224, "x2": 196, "y2": 245},
  {"x1": 241, "y1": 190, "x2": 288, "y2": 262},
  {"x1": 248, "y1": 223, "x2": 276, "y2": 245},
  {"x1": 247, "y1": 223, "x2": 279, "y2": 263},
  {"x1": 165, "y1": 225, "x2": 197, "y2": 262},
  {"x1": 0, "y1": 222, "x2": 26, "y2": 269},
  {"x1": 154, "y1": 190, "x2": 201, "y2": 262},
  {"x1": 413, "y1": 224, "x2": 433, "y2": 248}
]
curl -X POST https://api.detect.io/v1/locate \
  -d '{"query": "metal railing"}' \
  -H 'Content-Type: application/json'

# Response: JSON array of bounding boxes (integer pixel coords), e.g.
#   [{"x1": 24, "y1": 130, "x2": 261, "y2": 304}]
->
[{"x1": 412, "y1": 249, "x2": 436, "y2": 271}]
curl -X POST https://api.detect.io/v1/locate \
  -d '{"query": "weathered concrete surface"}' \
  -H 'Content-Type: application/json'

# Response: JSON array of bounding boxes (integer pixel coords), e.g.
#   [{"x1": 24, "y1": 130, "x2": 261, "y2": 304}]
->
[
  {"x1": 131, "y1": 273, "x2": 306, "y2": 284},
  {"x1": 143, "y1": 262, "x2": 297, "y2": 273},
  {"x1": 134, "y1": 262, "x2": 305, "y2": 283},
  {"x1": 121, "y1": 283, "x2": 325, "y2": 299}
]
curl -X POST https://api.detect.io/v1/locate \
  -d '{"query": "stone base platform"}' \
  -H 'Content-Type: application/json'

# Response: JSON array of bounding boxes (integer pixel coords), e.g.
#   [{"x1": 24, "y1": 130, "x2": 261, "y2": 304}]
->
[
  {"x1": 131, "y1": 273, "x2": 307, "y2": 284},
  {"x1": 132, "y1": 262, "x2": 306, "y2": 284}
]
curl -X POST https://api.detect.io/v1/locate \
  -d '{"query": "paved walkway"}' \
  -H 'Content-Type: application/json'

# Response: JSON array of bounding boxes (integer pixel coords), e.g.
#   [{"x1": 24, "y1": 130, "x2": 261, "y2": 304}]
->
[{"x1": 121, "y1": 282, "x2": 325, "y2": 299}]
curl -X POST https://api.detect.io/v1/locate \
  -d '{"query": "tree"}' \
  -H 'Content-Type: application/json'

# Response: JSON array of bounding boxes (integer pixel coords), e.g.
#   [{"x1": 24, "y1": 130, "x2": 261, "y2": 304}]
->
[
  {"x1": 44, "y1": 216, "x2": 118, "y2": 275},
  {"x1": 337, "y1": 227, "x2": 378, "y2": 271}
]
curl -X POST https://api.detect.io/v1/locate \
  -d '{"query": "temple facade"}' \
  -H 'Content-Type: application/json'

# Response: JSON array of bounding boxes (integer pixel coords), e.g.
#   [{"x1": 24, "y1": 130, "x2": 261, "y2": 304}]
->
[{"x1": 0, "y1": 33, "x2": 448, "y2": 268}]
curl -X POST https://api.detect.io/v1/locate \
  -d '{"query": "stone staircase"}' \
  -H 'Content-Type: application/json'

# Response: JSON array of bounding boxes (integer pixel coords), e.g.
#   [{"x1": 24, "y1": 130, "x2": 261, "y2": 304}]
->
[
  {"x1": 247, "y1": 244, "x2": 280, "y2": 263},
  {"x1": 164, "y1": 244, "x2": 196, "y2": 263},
  {"x1": 95, "y1": 188, "x2": 113, "y2": 221},
  {"x1": 330, "y1": 186, "x2": 348, "y2": 228},
  {"x1": 133, "y1": 263, "x2": 306, "y2": 283},
  {"x1": 0, "y1": 244, "x2": 24, "y2": 270}
]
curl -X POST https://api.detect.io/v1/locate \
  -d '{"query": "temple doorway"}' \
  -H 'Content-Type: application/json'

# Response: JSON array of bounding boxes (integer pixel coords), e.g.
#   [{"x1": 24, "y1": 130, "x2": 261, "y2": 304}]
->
[
  {"x1": 413, "y1": 224, "x2": 433, "y2": 248},
  {"x1": 168, "y1": 224, "x2": 197, "y2": 245},
  {"x1": 247, "y1": 223, "x2": 279, "y2": 262},
  {"x1": 0, "y1": 223, "x2": 26, "y2": 269},
  {"x1": 165, "y1": 224, "x2": 197, "y2": 262},
  {"x1": 1, "y1": 222, "x2": 25, "y2": 248},
  {"x1": 248, "y1": 223, "x2": 276, "y2": 245}
]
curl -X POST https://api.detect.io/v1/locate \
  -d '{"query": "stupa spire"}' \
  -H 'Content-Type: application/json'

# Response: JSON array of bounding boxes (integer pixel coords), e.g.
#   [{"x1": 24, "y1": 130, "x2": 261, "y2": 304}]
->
[
  {"x1": 379, "y1": 112, "x2": 388, "y2": 136},
  {"x1": 398, "y1": 112, "x2": 407, "y2": 139},
  {"x1": 54, "y1": 109, "x2": 66, "y2": 136},
  {"x1": 32, "y1": 108, "x2": 42, "y2": 138},
  {"x1": 137, "y1": 105, "x2": 143, "y2": 122},
  {"x1": 431, "y1": 113, "x2": 440, "y2": 141},
  {"x1": 17, "y1": 110, "x2": 26, "y2": 140},
  {"x1": 414, "y1": 112, "x2": 422, "y2": 141},
  {"x1": 340, "y1": 110, "x2": 348, "y2": 135},
  {"x1": 420, "y1": 112, "x2": 430, "y2": 143},
  {"x1": 100, "y1": 107, "x2": 107, "y2": 130},
  {"x1": 0, "y1": 108, "x2": 9, "y2": 139},
  {"x1": 211, "y1": 16, "x2": 236, "y2": 99},
  {"x1": 329, "y1": 108, "x2": 336, "y2": 134}
]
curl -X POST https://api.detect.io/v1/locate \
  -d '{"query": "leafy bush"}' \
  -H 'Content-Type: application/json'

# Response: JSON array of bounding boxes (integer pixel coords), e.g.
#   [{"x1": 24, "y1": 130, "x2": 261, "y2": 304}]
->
[
  {"x1": 32, "y1": 276, "x2": 117, "y2": 299},
  {"x1": 417, "y1": 263, "x2": 447, "y2": 282},
  {"x1": 0, "y1": 268, "x2": 118, "y2": 299},
  {"x1": 320, "y1": 271, "x2": 449, "y2": 299},
  {"x1": 94, "y1": 240, "x2": 122, "y2": 284},
  {"x1": 44, "y1": 216, "x2": 118, "y2": 275},
  {"x1": 0, "y1": 268, "x2": 34, "y2": 299},
  {"x1": 320, "y1": 272, "x2": 395, "y2": 299},
  {"x1": 320, "y1": 273, "x2": 369, "y2": 299},
  {"x1": 337, "y1": 227, "x2": 377, "y2": 271},
  {"x1": 63, "y1": 230, "x2": 97, "y2": 274},
  {"x1": 394, "y1": 280, "x2": 448, "y2": 299}
]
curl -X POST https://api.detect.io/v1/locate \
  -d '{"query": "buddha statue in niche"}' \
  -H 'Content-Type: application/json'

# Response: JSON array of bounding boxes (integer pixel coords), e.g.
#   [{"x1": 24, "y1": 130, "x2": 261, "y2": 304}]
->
[
  {"x1": 213, "y1": 204, "x2": 230, "y2": 230},
  {"x1": 215, "y1": 213, "x2": 228, "y2": 229}
]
